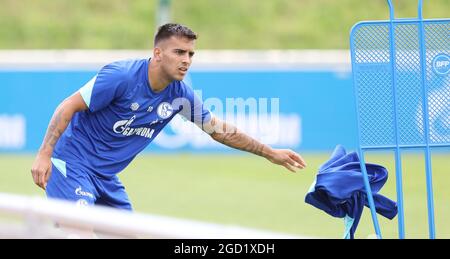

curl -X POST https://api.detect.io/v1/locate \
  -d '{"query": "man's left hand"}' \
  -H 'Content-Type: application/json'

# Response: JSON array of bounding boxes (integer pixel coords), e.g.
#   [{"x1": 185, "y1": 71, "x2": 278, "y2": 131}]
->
[{"x1": 266, "y1": 148, "x2": 307, "y2": 173}]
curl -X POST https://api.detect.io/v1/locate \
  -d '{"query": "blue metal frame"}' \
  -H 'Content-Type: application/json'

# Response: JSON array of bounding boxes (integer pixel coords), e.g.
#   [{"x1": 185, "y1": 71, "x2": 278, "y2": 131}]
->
[
  {"x1": 350, "y1": 0, "x2": 449, "y2": 239},
  {"x1": 417, "y1": 0, "x2": 436, "y2": 239},
  {"x1": 387, "y1": 0, "x2": 405, "y2": 239}
]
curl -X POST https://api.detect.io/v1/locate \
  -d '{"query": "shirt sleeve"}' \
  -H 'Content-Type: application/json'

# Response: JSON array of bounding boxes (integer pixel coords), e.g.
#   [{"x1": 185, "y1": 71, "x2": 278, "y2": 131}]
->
[
  {"x1": 178, "y1": 81, "x2": 211, "y2": 126},
  {"x1": 79, "y1": 62, "x2": 127, "y2": 113}
]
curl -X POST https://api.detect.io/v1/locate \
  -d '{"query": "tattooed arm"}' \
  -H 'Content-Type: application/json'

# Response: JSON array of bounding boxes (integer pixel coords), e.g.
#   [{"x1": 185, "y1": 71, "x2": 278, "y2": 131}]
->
[
  {"x1": 202, "y1": 116, "x2": 307, "y2": 173},
  {"x1": 31, "y1": 92, "x2": 87, "y2": 190}
]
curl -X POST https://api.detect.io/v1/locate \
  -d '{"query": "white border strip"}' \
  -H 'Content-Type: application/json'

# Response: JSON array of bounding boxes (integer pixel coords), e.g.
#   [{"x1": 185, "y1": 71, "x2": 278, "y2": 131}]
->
[{"x1": 0, "y1": 50, "x2": 351, "y2": 71}]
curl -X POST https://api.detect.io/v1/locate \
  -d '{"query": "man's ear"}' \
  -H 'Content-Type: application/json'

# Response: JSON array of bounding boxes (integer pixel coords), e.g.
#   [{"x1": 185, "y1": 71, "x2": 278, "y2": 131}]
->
[{"x1": 153, "y1": 47, "x2": 162, "y2": 62}]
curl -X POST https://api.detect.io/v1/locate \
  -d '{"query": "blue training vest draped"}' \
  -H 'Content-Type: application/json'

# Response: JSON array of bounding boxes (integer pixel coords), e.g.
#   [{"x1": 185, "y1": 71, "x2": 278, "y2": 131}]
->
[{"x1": 305, "y1": 145, "x2": 397, "y2": 239}]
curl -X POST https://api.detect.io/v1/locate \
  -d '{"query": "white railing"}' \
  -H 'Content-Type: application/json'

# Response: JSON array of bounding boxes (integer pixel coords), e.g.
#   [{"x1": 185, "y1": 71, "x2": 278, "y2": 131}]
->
[{"x1": 0, "y1": 193, "x2": 310, "y2": 239}]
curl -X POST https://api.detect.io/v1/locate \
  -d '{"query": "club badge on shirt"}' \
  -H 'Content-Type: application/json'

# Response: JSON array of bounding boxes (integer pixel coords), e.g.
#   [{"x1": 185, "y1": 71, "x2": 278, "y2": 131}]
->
[{"x1": 157, "y1": 102, "x2": 174, "y2": 119}]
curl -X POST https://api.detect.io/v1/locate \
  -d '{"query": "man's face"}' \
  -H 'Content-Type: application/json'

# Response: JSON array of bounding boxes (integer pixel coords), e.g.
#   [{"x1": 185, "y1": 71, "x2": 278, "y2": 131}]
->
[{"x1": 156, "y1": 36, "x2": 195, "y2": 81}]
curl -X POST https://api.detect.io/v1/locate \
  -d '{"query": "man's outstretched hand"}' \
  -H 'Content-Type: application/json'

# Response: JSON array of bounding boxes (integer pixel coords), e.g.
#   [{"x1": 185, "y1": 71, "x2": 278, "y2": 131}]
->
[{"x1": 266, "y1": 148, "x2": 307, "y2": 172}]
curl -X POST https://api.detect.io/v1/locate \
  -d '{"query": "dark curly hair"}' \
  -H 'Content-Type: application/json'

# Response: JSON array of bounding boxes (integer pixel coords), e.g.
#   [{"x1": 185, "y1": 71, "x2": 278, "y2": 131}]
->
[{"x1": 154, "y1": 23, "x2": 197, "y2": 46}]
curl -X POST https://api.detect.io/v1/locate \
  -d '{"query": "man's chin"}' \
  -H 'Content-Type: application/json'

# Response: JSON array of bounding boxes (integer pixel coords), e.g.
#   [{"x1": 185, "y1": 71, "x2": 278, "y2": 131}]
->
[{"x1": 174, "y1": 74, "x2": 186, "y2": 81}]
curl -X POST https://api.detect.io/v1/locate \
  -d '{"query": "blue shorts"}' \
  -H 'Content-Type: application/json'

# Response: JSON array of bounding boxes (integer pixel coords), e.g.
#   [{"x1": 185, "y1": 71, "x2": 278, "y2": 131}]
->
[{"x1": 46, "y1": 158, "x2": 132, "y2": 211}]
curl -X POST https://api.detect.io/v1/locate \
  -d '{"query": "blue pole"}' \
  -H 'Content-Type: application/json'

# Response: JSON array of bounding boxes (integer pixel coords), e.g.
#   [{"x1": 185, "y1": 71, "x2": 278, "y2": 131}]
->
[
  {"x1": 386, "y1": 0, "x2": 406, "y2": 239},
  {"x1": 359, "y1": 149, "x2": 382, "y2": 239},
  {"x1": 387, "y1": 0, "x2": 395, "y2": 20},
  {"x1": 350, "y1": 21, "x2": 382, "y2": 238},
  {"x1": 418, "y1": 0, "x2": 423, "y2": 20},
  {"x1": 417, "y1": 0, "x2": 436, "y2": 239}
]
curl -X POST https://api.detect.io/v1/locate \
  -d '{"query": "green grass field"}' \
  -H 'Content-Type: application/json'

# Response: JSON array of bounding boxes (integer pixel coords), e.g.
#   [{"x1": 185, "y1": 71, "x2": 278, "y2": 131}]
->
[{"x1": 0, "y1": 152, "x2": 448, "y2": 238}]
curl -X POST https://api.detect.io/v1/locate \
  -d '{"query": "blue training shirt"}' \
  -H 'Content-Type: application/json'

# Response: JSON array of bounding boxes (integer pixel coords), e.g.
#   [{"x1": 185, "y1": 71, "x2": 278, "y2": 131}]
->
[{"x1": 53, "y1": 58, "x2": 211, "y2": 177}]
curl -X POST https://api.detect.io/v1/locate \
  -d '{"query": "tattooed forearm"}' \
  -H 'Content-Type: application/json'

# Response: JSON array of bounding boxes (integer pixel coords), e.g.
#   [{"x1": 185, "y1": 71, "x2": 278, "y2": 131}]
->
[
  {"x1": 211, "y1": 121, "x2": 270, "y2": 158},
  {"x1": 39, "y1": 106, "x2": 71, "y2": 155}
]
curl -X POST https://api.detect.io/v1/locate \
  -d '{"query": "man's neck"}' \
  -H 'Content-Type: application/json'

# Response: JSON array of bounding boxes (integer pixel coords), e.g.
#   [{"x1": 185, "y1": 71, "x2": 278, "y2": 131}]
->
[{"x1": 148, "y1": 61, "x2": 171, "y2": 93}]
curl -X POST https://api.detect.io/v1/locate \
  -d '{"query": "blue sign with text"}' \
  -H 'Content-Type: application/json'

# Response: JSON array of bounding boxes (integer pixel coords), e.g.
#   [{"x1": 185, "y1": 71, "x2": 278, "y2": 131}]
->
[{"x1": 0, "y1": 69, "x2": 357, "y2": 153}]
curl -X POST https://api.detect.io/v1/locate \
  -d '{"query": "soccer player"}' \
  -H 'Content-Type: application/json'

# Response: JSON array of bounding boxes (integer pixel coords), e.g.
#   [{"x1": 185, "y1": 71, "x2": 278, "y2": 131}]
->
[{"x1": 31, "y1": 23, "x2": 307, "y2": 210}]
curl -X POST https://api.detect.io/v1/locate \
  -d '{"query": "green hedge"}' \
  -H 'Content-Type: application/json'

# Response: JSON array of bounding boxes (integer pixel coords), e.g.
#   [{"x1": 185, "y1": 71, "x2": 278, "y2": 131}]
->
[{"x1": 0, "y1": 0, "x2": 448, "y2": 49}]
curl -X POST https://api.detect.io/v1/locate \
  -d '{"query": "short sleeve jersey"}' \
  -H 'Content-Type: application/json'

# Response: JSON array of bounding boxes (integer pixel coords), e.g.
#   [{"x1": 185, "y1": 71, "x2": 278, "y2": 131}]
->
[{"x1": 53, "y1": 58, "x2": 211, "y2": 177}]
